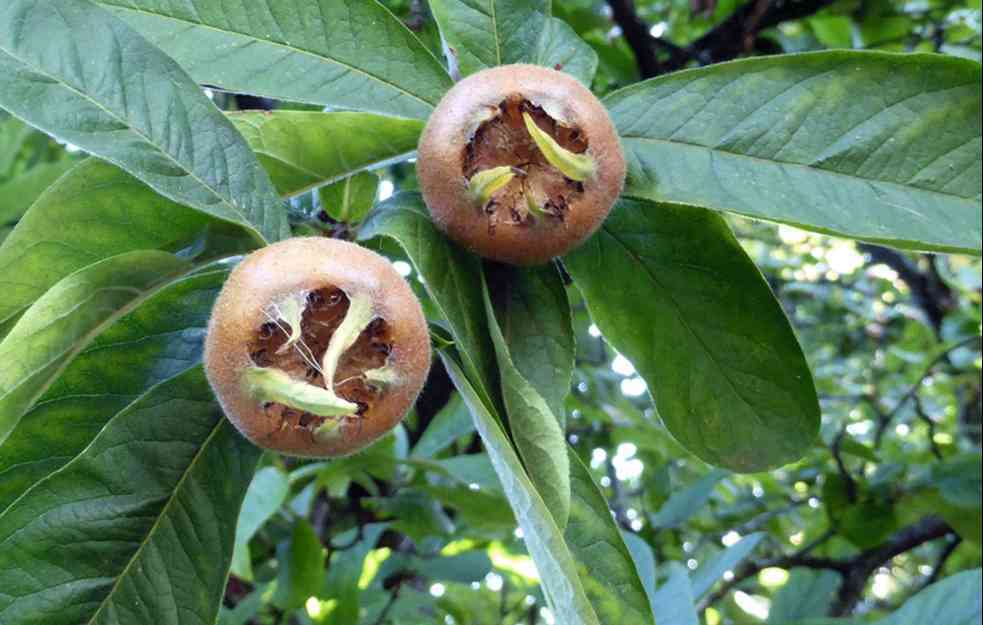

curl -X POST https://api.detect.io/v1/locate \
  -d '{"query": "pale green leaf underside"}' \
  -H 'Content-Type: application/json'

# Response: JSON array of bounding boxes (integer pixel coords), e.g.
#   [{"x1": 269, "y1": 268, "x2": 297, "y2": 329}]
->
[
  {"x1": 877, "y1": 569, "x2": 981, "y2": 625},
  {"x1": 604, "y1": 51, "x2": 982, "y2": 254},
  {"x1": 0, "y1": 269, "x2": 228, "y2": 513},
  {"x1": 229, "y1": 111, "x2": 422, "y2": 198},
  {"x1": 429, "y1": 0, "x2": 597, "y2": 84},
  {"x1": 0, "y1": 0, "x2": 287, "y2": 244},
  {"x1": 441, "y1": 353, "x2": 601, "y2": 625},
  {"x1": 0, "y1": 367, "x2": 260, "y2": 625},
  {"x1": 566, "y1": 198, "x2": 820, "y2": 472},
  {"x1": 0, "y1": 250, "x2": 191, "y2": 446},
  {"x1": 99, "y1": 0, "x2": 452, "y2": 120}
]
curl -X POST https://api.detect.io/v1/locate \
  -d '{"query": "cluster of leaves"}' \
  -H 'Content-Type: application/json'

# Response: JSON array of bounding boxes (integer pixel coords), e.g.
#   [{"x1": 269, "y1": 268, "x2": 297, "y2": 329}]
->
[{"x1": 0, "y1": 1, "x2": 979, "y2": 625}]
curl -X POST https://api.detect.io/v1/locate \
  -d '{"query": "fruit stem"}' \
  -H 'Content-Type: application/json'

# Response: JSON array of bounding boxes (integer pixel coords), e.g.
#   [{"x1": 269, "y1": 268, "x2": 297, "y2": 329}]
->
[
  {"x1": 467, "y1": 165, "x2": 516, "y2": 206},
  {"x1": 522, "y1": 112, "x2": 594, "y2": 182},
  {"x1": 244, "y1": 366, "x2": 358, "y2": 416},
  {"x1": 321, "y1": 292, "x2": 376, "y2": 386}
]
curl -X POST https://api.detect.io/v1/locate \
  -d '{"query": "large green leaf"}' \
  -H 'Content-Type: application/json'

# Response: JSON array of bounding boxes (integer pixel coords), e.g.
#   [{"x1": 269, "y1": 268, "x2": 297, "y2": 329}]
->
[
  {"x1": 876, "y1": 569, "x2": 981, "y2": 625},
  {"x1": 429, "y1": 0, "x2": 598, "y2": 84},
  {"x1": 604, "y1": 51, "x2": 982, "y2": 255},
  {"x1": 0, "y1": 251, "x2": 191, "y2": 445},
  {"x1": 0, "y1": 158, "x2": 78, "y2": 227},
  {"x1": 0, "y1": 0, "x2": 287, "y2": 244},
  {"x1": 0, "y1": 366, "x2": 260, "y2": 625},
  {"x1": 0, "y1": 160, "x2": 251, "y2": 329},
  {"x1": 566, "y1": 450, "x2": 655, "y2": 624},
  {"x1": 483, "y1": 268, "x2": 570, "y2": 529},
  {"x1": 0, "y1": 268, "x2": 228, "y2": 513},
  {"x1": 566, "y1": 198, "x2": 820, "y2": 471},
  {"x1": 768, "y1": 568, "x2": 842, "y2": 623},
  {"x1": 273, "y1": 519, "x2": 326, "y2": 611},
  {"x1": 229, "y1": 111, "x2": 422, "y2": 198},
  {"x1": 651, "y1": 562, "x2": 700, "y2": 625},
  {"x1": 359, "y1": 194, "x2": 499, "y2": 414},
  {"x1": 441, "y1": 352, "x2": 601, "y2": 625},
  {"x1": 99, "y1": 0, "x2": 452, "y2": 120},
  {"x1": 230, "y1": 466, "x2": 290, "y2": 580},
  {"x1": 650, "y1": 469, "x2": 728, "y2": 529},
  {"x1": 487, "y1": 263, "x2": 574, "y2": 424}
]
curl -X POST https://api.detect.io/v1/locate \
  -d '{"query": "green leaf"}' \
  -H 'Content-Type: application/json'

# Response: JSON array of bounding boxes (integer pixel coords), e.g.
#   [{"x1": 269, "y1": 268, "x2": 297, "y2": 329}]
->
[
  {"x1": 622, "y1": 532, "x2": 659, "y2": 613},
  {"x1": 487, "y1": 263, "x2": 574, "y2": 425},
  {"x1": 231, "y1": 466, "x2": 291, "y2": 580},
  {"x1": 229, "y1": 111, "x2": 422, "y2": 198},
  {"x1": 604, "y1": 51, "x2": 982, "y2": 255},
  {"x1": 0, "y1": 366, "x2": 261, "y2": 625},
  {"x1": 410, "y1": 393, "x2": 476, "y2": 459},
  {"x1": 650, "y1": 469, "x2": 728, "y2": 529},
  {"x1": 0, "y1": 267, "x2": 228, "y2": 512},
  {"x1": 566, "y1": 450, "x2": 655, "y2": 624},
  {"x1": 692, "y1": 532, "x2": 765, "y2": 599},
  {"x1": 567, "y1": 198, "x2": 820, "y2": 471},
  {"x1": 0, "y1": 115, "x2": 32, "y2": 177},
  {"x1": 319, "y1": 172, "x2": 380, "y2": 225},
  {"x1": 484, "y1": 268, "x2": 570, "y2": 529},
  {"x1": 430, "y1": 0, "x2": 597, "y2": 84},
  {"x1": 0, "y1": 0, "x2": 287, "y2": 244},
  {"x1": 0, "y1": 158, "x2": 78, "y2": 227},
  {"x1": 0, "y1": 160, "x2": 252, "y2": 329},
  {"x1": 99, "y1": 0, "x2": 452, "y2": 119},
  {"x1": 273, "y1": 519, "x2": 326, "y2": 611},
  {"x1": 876, "y1": 569, "x2": 981, "y2": 625},
  {"x1": 0, "y1": 250, "x2": 192, "y2": 446},
  {"x1": 359, "y1": 194, "x2": 498, "y2": 414},
  {"x1": 441, "y1": 351, "x2": 601, "y2": 625},
  {"x1": 652, "y1": 562, "x2": 700, "y2": 625},
  {"x1": 321, "y1": 523, "x2": 389, "y2": 625},
  {"x1": 768, "y1": 568, "x2": 842, "y2": 623}
]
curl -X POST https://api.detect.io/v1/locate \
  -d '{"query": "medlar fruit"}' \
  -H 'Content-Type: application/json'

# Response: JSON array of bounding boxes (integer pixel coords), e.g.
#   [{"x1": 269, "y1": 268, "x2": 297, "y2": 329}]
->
[
  {"x1": 204, "y1": 238, "x2": 431, "y2": 457},
  {"x1": 417, "y1": 64, "x2": 626, "y2": 265}
]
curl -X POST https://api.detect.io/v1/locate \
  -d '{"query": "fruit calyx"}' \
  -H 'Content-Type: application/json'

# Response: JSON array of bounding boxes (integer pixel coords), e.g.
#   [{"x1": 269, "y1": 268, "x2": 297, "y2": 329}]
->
[
  {"x1": 245, "y1": 286, "x2": 396, "y2": 442},
  {"x1": 463, "y1": 94, "x2": 591, "y2": 230}
]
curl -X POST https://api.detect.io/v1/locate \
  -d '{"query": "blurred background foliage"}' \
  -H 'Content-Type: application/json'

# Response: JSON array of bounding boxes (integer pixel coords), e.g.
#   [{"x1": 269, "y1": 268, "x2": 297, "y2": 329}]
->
[{"x1": 1, "y1": 0, "x2": 979, "y2": 623}]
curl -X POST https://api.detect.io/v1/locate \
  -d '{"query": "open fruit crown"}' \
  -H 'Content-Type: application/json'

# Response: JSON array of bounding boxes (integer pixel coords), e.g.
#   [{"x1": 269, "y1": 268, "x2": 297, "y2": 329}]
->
[
  {"x1": 418, "y1": 64, "x2": 626, "y2": 266},
  {"x1": 204, "y1": 238, "x2": 430, "y2": 458}
]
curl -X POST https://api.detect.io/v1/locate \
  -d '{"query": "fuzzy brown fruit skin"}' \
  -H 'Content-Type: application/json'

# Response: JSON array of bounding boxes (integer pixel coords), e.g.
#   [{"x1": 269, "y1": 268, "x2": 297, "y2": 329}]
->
[
  {"x1": 417, "y1": 64, "x2": 626, "y2": 266},
  {"x1": 204, "y1": 237, "x2": 431, "y2": 457}
]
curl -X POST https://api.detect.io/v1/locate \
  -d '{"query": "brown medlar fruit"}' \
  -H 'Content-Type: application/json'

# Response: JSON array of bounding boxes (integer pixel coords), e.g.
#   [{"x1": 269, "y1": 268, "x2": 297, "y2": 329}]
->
[
  {"x1": 417, "y1": 64, "x2": 626, "y2": 265},
  {"x1": 204, "y1": 238, "x2": 431, "y2": 457}
]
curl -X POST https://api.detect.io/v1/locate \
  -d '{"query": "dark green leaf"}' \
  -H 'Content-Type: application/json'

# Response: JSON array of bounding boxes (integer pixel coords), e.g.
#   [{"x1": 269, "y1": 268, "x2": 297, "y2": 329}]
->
[
  {"x1": 0, "y1": 251, "x2": 192, "y2": 444},
  {"x1": 229, "y1": 111, "x2": 422, "y2": 198},
  {"x1": 484, "y1": 268, "x2": 570, "y2": 528},
  {"x1": 319, "y1": 172, "x2": 380, "y2": 225},
  {"x1": 442, "y1": 352, "x2": 601, "y2": 625},
  {"x1": 321, "y1": 523, "x2": 389, "y2": 625},
  {"x1": 566, "y1": 450, "x2": 655, "y2": 624},
  {"x1": 0, "y1": 160, "x2": 251, "y2": 330},
  {"x1": 605, "y1": 52, "x2": 982, "y2": 255},
  {"x1": 100, "y1": 0, "x2": 453, "y2": 119},
  {"x1": 360, "y1": 194, "x2": 498, "y2": 413},
  {"x1": 0, "y1": 0, "x2": 287, "y2": 243},
  {"x1": 488, "y1": 263, "x2": 574, "y2": 425},
  {"x1": 0, "y1": 366, "x2": 260, "y2": 625},
  {"x1": 0, "y1": 158, "x2": 77, "y2": 226},
  {"x1": 566, "y1": 198, "x2": 820, "y2": 471},
  {"x1": 411, "y1": 393, "x2": 476, "y2": 459},
  {"x1": 273, "y1": 519, "x2": 326, "y2": 611},
  {"x1": 429, "y1": 0, "x2": 597, "y2": 84},
  {"x1": 0, "y1": 268, "x2": 228, "y2": 512}
]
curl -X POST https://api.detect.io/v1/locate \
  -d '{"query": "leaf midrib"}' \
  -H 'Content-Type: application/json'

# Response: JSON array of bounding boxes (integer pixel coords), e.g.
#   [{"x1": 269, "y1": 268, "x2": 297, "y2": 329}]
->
[
  {"x1": 0, "y1": 44, "x2": 266, "y2": 243},
  {"x1": 85, "y1": 412, "x2": 224, "y2": 625},
  {"x1": 622, "y1": 134, "x2": 981, "y2": 204},
  {"x1": 102, "y1": 3, "x2": 443, "y2": 109}
]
